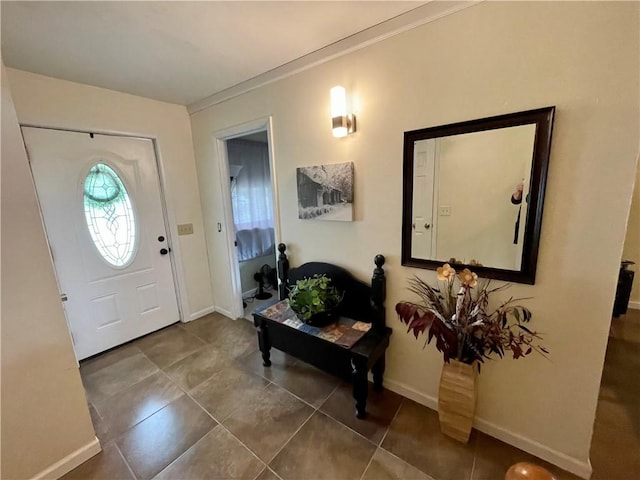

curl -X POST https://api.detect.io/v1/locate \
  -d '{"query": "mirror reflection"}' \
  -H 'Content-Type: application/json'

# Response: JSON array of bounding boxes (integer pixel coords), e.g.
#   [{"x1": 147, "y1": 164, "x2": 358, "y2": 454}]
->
[{"x1": 402, "y1": 107, "x2": 555, "y2": 284}]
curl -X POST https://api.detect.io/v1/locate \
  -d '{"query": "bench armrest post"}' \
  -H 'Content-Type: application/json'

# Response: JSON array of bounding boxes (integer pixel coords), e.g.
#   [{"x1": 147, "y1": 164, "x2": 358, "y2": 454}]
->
[
  {"x1": 371, "y1": 254, "x2": 386, "y2": 330},
  {"x1": 277, "y1": 243, "x2": 290, "y2": 300}
]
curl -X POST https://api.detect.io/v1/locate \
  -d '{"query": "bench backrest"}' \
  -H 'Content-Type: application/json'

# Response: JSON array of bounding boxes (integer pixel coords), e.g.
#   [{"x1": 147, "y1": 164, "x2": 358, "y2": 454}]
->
[{"x1": 277, "y1": 244, "x2": 386, "y2": 329}]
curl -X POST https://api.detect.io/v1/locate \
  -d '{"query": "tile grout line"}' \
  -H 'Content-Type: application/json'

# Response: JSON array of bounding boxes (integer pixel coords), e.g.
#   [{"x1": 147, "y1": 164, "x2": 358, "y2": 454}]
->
[
  {"x1": 214, "y1": 423, "x2": 269, "y2": 475},
  {"x1": 113, "y1": 389, "x2": 210, "y2": 468},
  {"x1": 290, "y1": 409, "x2": 380, "y2": 480},
  {"x1": 378, "y1": 397, "x2": 405, "y2": 449},
  {"x1": 82, "y1": 353, "x2": 160, "y2": 410},
  {"x1": 266, "y1": 373, "x2": 337, "y2": 411},
  {"x1": 112, "y1": 440, "x2": 139, "y2": 480},
  {"x1": 100, "y1": 368, "x2": 216, "y2": 478},
  {"x1": 206, "y1": 356, "x2": 347, "y2": 471},
  {"x1": 266, "y1": 467, "x2": 285, "y2": 480},
  {"x1": 136, "y1": 331, "x2": 269, "y2": 428},
  {"x1": 358, "y1": 442, "x2": 378, "y2": 480},
  {"x1": 175, "y1": 371, "x2": 275, "y2": 470},
  {"x1": 151, "y1": 422, "x2": 232, "y2": 479},
  {"x1": 98, "y1": 370, "x2": 186, "y2": 434},
  {"x1": 143, "y1": 369, "x2": 254, "y2": 479},
  {"x1": 469, "y1": 430, "x2": 480, "y2": 480},
  {"x1": 87, "y1": 368, "x2": 160, "y2": 417},
  {"x1": 185, "y1": 375, "x2": 273, "y2": 425},
  {"x1": 371, "y1": 445, "x2": 437, "y2": 480},
  {"x1": 263, "y1": 405, "x2": 318, "y2": 468},
  {"x1": 175, "y1": 319, "x2": 220, "y2": 346},
  {"x1": 87, "y1": 400, "x2": 107, "y2": 424},
  {"x1": 79, "y1": 338, "x2": 147, "y2": 376},
  {"x1": 83, "y1": 358, "x2": 167, "y2": 436},
  {"x1": 374, "y1": 397, "x2": 440, "y2": 480},
  {"x1": 175, "y1": 363, "x2": 280, "y2": 471},
  {"x1": 321, "y1": 381, "x2": 341, "y2": 408},
  {"x1": 148, "y1": 341, "x2": 209, "y2": 372},
  {"x1": 178, "y1": 380, "x2": 280, "y2": 476},
  {"x1": 314, "y1": 395, "x2": 392, "y2": 449},
  {"x1": 252, "y1": 467, "x2": 268, "y2": 480},
  {"x1": 258, "y1": 372, "x2": 396, "y2": 453}
]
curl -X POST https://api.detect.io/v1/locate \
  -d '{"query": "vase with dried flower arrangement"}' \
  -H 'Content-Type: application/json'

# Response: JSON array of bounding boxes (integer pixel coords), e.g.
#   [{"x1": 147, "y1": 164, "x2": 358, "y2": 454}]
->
[{"x1": 396, "y1": 264, "x2": 548, "y2": 442}]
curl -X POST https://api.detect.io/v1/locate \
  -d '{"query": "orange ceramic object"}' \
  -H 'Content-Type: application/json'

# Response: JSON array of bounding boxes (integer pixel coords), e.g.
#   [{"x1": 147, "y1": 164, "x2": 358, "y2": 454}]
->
[{"x1": 505, "y1": 462, "x2": 558, "y2": 480}]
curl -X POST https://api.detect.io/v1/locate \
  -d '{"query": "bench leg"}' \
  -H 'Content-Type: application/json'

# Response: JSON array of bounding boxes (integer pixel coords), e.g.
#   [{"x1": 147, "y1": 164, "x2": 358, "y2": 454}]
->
[
  {"x1": 372, "y1": 354, "x2": 385, "y2": 392},
  {"x1": 351, "y1": 357, "x2": 368, "y2": 419},
  {"x1": 257, "y1": 323, "x2": 271, "y2": 367}
]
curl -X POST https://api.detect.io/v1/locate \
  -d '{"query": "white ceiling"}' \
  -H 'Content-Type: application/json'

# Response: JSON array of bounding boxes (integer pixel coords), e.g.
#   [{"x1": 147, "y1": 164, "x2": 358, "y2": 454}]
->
[{"x1": 1, "y1": 1, "x2": 429, "y2": 106}]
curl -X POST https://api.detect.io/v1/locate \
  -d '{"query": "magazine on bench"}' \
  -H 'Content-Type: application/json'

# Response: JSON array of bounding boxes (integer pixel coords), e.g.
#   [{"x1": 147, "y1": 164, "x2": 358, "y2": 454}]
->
[{"x1": 257, "y1": 299, "x2": 371, "y2": 349}]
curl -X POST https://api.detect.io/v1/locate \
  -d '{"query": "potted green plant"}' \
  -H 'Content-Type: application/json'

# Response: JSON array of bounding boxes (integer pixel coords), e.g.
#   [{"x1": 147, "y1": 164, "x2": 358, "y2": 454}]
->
[
  {"x1": 396, "y1": 263, "x2": 547, "y2": 442},
  {"x1": 288, "y1": 274, "x2": 344, "y2": 326}
]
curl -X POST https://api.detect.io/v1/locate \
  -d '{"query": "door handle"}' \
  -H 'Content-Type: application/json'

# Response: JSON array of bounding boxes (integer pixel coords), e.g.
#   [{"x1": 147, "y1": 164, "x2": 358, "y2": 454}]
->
[{"x1": 160, "y1": 248, "x2": 171, "y2": 255}]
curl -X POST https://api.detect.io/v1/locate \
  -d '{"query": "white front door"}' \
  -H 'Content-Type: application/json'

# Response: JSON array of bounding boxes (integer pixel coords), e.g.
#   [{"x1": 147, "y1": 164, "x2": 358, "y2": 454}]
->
[{"x1": 23, "y1": 127, "x2": 180, "y2": 360}]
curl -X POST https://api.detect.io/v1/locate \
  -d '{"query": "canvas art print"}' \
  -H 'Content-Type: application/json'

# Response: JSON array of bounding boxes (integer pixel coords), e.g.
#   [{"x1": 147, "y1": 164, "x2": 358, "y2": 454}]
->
[{"x1": 296, "y1": 162, "x2": 354, "y2": 221}]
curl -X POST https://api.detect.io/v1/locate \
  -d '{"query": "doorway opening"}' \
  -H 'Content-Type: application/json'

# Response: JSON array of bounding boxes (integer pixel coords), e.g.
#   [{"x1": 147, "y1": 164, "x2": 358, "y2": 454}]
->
[{"x1": 224, "y1": 130, "x2": 278, "y2": 320}]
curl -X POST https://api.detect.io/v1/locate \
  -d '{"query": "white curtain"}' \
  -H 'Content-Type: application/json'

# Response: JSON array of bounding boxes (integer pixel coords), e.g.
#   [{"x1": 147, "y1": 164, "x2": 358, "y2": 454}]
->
[{"x1": 228, "y1": 138, "x2": 274, "y2": 231}]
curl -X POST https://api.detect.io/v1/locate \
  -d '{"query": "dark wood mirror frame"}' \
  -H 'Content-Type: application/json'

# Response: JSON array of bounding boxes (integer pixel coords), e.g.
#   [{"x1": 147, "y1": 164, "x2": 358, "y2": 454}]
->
[{"x1": 401, "y1": 106, "x2": 555, "y2": 284}]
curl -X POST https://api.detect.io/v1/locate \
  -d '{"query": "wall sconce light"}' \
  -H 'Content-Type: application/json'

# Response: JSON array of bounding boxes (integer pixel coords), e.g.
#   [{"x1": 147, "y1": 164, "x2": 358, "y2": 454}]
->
[{"x1": 331, "y1": 86, "x2": 356, "y2": 137}]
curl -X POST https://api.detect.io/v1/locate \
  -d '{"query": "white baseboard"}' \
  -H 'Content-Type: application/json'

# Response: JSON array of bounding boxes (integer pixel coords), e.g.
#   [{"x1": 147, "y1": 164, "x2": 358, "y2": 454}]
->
[
  {"x1": 384, "y1": 378, "x2": 439, "y2": 409},
  {"x1": 31, "y1": 437, "x2": 101, "y2": 480},
  {"x1": 628, "y1": 300, "x2": 640, "y2": 310},
  {"x1": 214, "y1": 305, "x2": 234, "y2": 319},
  {"x1": 243, "y1": 287, "x2": 258, "y2": 299},
  {"x1": 383, "y1": 379, "x2": 592, "y2": 479},
  {"x1": 187, "y1": 305, "x2": 216, "y2": 322},
  {"x1": 474, "y1": 417, "x2": 592, "y2": 479}
]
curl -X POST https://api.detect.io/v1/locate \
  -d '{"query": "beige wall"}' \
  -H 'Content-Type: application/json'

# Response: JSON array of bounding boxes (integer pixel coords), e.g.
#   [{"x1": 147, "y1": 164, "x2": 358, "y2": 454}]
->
[
  {"x1": 190, "y1": 2, "x2": 639, "y2": 477},
  {"x1": 1, "y1": 63, "x2": 98, "y2": 479},
  {"x1": 622, "y1": 162, "x2": 640, "y2": 306},
  {"x1": 436, "y1": 124, "x2": 535, "y2": 270},
  {"x1": 6, "y1": 69, "x2": 214, "y2": 321}
]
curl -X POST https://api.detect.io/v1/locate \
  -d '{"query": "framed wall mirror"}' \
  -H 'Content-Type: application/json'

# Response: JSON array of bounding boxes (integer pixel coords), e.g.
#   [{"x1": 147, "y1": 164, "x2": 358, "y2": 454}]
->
[{"x1": 401, "y1": 107, "x2": 555, "y2": 284}]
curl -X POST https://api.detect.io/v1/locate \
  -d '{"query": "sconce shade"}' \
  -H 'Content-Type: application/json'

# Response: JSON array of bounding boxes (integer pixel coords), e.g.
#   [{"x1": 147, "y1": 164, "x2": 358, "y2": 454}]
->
[
  {"x1": 330, "y1": 85, "x2": 356, "y2": 137},
  {"x1": 331, "y1": 86, "x2": 347, "y2": 117}
]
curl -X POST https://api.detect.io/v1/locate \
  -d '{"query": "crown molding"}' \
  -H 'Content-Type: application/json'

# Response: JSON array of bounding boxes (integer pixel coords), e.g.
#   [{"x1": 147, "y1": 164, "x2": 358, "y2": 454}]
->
[{"x1": 187, "y1": 0, "x2": 479, "y2": 114}]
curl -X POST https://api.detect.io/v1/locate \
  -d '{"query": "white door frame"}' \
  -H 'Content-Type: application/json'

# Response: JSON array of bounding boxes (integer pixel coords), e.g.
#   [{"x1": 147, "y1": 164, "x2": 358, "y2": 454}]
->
[
  {"x1": 431, "y1": 139, "x2": 441, "y2": 257},
  {"x1": 22, "y1": 125, "x2": 186, "y2": 325},
  {"x1": 212, "y1": 116, "x2": 280, "y2": 319}
]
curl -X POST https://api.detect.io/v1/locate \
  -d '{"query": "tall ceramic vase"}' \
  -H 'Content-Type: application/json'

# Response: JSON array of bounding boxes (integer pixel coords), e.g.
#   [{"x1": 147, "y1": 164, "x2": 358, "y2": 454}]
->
[{"x1": 438, "y1": 359, "x2": 478, "y2": 443}]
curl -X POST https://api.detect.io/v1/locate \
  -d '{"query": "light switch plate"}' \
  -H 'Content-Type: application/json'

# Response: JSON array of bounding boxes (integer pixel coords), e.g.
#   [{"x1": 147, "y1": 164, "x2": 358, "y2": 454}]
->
[{"x1": 177, "y1": 223, "x2": 194, "y2": 235}]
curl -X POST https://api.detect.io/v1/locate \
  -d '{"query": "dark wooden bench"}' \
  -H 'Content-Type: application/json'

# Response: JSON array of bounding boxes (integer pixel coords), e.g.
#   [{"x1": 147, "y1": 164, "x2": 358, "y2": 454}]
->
[{"x1": 252, "y1": 243, "x2": 392, "y2": 418}]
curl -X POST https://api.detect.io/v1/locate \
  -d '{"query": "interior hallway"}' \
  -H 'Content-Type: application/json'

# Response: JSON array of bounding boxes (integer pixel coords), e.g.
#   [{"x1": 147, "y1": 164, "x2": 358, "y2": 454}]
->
[
  {"x1": 243, "y1": 289, "x2": 278, "y2": 321},
  {"x1": 590, "y1": 308, "x2": 640, "y2": 478},
  {"x1": 62, "y1": 309, "x2": 639, "y2": 480}
]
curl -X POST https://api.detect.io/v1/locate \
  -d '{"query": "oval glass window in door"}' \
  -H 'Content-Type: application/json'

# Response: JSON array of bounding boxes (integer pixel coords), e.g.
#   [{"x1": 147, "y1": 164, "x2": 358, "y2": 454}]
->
[{"x1": 83, "y1": 163, "x2": 137, "y2": 267}]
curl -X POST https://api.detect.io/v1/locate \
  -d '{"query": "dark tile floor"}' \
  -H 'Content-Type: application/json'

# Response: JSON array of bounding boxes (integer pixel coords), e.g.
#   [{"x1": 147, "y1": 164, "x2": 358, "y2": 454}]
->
[
  {"x1": 590, "y1": 308, "x2": 640, "y2": 479},
  {"x1": 63, "y1": 309, "x2": 639, "y2": 480}
]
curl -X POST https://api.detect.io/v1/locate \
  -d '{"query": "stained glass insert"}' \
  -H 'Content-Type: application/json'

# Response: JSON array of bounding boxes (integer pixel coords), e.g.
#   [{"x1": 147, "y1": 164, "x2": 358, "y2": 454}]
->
[{"x1": 83, "y1": 163, "x2": 137, "y2": 267}]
